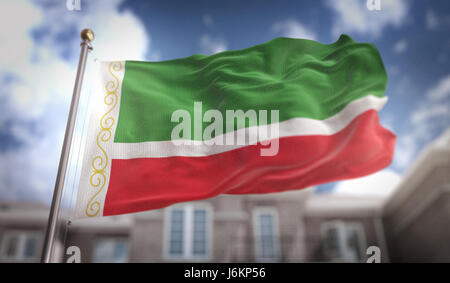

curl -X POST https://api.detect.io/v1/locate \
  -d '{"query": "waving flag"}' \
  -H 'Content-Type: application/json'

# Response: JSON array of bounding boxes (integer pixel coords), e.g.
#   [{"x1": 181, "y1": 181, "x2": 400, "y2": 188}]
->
[{"x1": 75, "y1": 35, "x2": 395, "y2": 218}]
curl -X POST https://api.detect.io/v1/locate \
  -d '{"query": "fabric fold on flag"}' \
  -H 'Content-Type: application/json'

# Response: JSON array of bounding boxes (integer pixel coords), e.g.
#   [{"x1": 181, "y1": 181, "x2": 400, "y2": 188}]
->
[{"x1": 75, "y1": 34, "x2": 395, "y2": 218}]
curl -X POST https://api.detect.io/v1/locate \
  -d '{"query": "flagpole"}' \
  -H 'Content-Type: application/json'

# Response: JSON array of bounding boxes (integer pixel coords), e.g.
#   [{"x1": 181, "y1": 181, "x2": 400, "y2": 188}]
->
[{"x1": 41, "y1": 29, "x2": 94, "y2": 263}]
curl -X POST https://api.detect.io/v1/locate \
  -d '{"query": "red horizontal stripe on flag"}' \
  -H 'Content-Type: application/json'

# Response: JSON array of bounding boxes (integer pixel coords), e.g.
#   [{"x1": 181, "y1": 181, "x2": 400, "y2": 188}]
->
[{"x1": 103, "y1": 110, "x2": 395, "y2": 216}]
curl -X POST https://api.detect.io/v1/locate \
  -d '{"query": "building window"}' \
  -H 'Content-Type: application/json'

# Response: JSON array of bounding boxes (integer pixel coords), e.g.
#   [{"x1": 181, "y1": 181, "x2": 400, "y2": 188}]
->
[
  {"x1": 0, "y1": 231, "x2": 40, "y2": 262},
  {"x1": 192, "y1": 209, "x2": 207, "y2": 256},
  {"x1": 92, "y1": 238, "x2": 129, "y2": 263},
  {"x1": 165, "y1": 204, "x2": 212, "y2": 260},
  {"x1": 321, "y1": 221, "x2": 366, "y2": 262},
  {"x1": 253, "y1": 208, "x2": 280, "y2": 262},
  {"x1": 168, "y1": 209, "x2": 184, "y2": 256}
]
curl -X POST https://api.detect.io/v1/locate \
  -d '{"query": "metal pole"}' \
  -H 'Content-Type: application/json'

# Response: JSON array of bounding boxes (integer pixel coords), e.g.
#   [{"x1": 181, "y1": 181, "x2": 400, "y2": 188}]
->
[{"x1": 41, "y1": 29, "x2": 95, "y2": 263}]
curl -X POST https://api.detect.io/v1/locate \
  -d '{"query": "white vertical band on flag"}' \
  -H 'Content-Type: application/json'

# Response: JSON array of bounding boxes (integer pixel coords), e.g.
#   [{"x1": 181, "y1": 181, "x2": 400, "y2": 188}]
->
[{"x1": 75, "y1": 61, "x2": 125, "y2": 218}]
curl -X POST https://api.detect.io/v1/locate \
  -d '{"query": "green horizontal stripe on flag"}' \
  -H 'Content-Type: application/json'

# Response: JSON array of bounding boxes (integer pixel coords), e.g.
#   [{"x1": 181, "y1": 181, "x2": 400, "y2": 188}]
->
[{"x1": 114, "y1": 34, "x2": 387, "y2": 143}]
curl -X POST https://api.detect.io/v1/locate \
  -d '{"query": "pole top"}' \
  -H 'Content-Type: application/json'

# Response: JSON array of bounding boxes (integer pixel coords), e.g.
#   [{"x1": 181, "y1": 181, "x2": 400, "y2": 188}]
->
[{"x1": 81, "y1": 29, "x2": 95, "y2": 42}]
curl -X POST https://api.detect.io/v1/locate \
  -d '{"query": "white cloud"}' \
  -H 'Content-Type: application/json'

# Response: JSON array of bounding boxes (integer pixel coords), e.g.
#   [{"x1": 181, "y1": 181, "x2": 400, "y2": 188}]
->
[
  {"x1": 31, "y1": 0, "x2": 150, "y2": 62},
  {"x1": 426, "y1": 9, "x2": 439, "y2": 30},
  {"x1": 410, "y1": 75, "x2": 450, "y2": 127},
  {"x1": 271, "y1": 19, "x2": 317, "y2": 40},
  {"x1": 380, "y1": 112, "x2": 395, "y2": 132},
  {"x1": 326, "y1": 0, "x2": 409, "y2": 38},
  {"x1": 426, "y1": 74, "x2": 450, "y2": 101},
  {"x1": 411, "y1": 104, "x2": 450, "y2": 125},
  {"x1": 0, "y1": 0, "x2": 151, "y2": 203},
  {"x1": 0, "y1": 0, "x2": 42, "y2": 74},
  {"x1": 388, "y1": 65, "x2": 400, "y2": 76},
  {"x1": 334, "y1": 170, "x2": 401, "y2": 198},
  {"x1": 394, "y1": 134, "x2": 418, "y2": 169},
  {"x1": 200, "y1": 34, "x2": 227, "y2": 54},
  {"x1": 393, "y1": 39, "x2": 407, "y2": 54},
  {"x1": 203, "y1": 14, "x2": 214, "y2": 29},
  {"x1": 394, "y1": 74, "x2": 450, "y2": 169},
  {"x1": 392, "y1": 74, "x2": 413, "y2": 96}
]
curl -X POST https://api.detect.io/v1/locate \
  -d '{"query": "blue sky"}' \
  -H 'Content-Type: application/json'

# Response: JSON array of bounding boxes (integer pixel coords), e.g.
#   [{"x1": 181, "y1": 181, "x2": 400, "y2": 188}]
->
[{"x1": 0, "y1": 0, "x2": 449, "y2": 203}]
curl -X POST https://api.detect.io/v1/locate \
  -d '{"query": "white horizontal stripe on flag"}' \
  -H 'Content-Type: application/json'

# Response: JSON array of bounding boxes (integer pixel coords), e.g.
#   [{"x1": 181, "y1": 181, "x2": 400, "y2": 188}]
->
[{"x1": 110, "y1": 95, "x2": 388, "y2": 159}]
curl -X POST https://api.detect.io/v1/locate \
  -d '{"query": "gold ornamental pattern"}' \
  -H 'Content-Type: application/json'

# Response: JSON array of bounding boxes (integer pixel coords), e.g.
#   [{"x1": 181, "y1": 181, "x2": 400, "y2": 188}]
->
[{"x1": 85, "y1": 61, "x2": 122, "y2": 217}]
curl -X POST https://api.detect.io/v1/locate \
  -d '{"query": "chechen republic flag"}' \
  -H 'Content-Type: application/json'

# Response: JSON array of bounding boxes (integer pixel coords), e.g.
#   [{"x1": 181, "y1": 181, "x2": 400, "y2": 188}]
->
[{"x1": 75, "y1": 34, "x2": 395, "y2": 218}]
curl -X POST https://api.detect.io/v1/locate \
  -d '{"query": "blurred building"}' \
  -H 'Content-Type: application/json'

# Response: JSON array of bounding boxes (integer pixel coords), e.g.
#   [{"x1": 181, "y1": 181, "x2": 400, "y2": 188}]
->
[
  {"x1": 0, "y1": 128, "x2": 449, "y2": 263},
  {"x1": 383, "y1": 127, "x2": 450, "y2": 262}
]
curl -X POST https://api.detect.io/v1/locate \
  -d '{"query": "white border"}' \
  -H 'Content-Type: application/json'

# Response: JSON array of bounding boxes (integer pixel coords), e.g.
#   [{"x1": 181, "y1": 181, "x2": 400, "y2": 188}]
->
[{"x1": 75, "y1": 61, "x2": 125, "y2": 218}]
